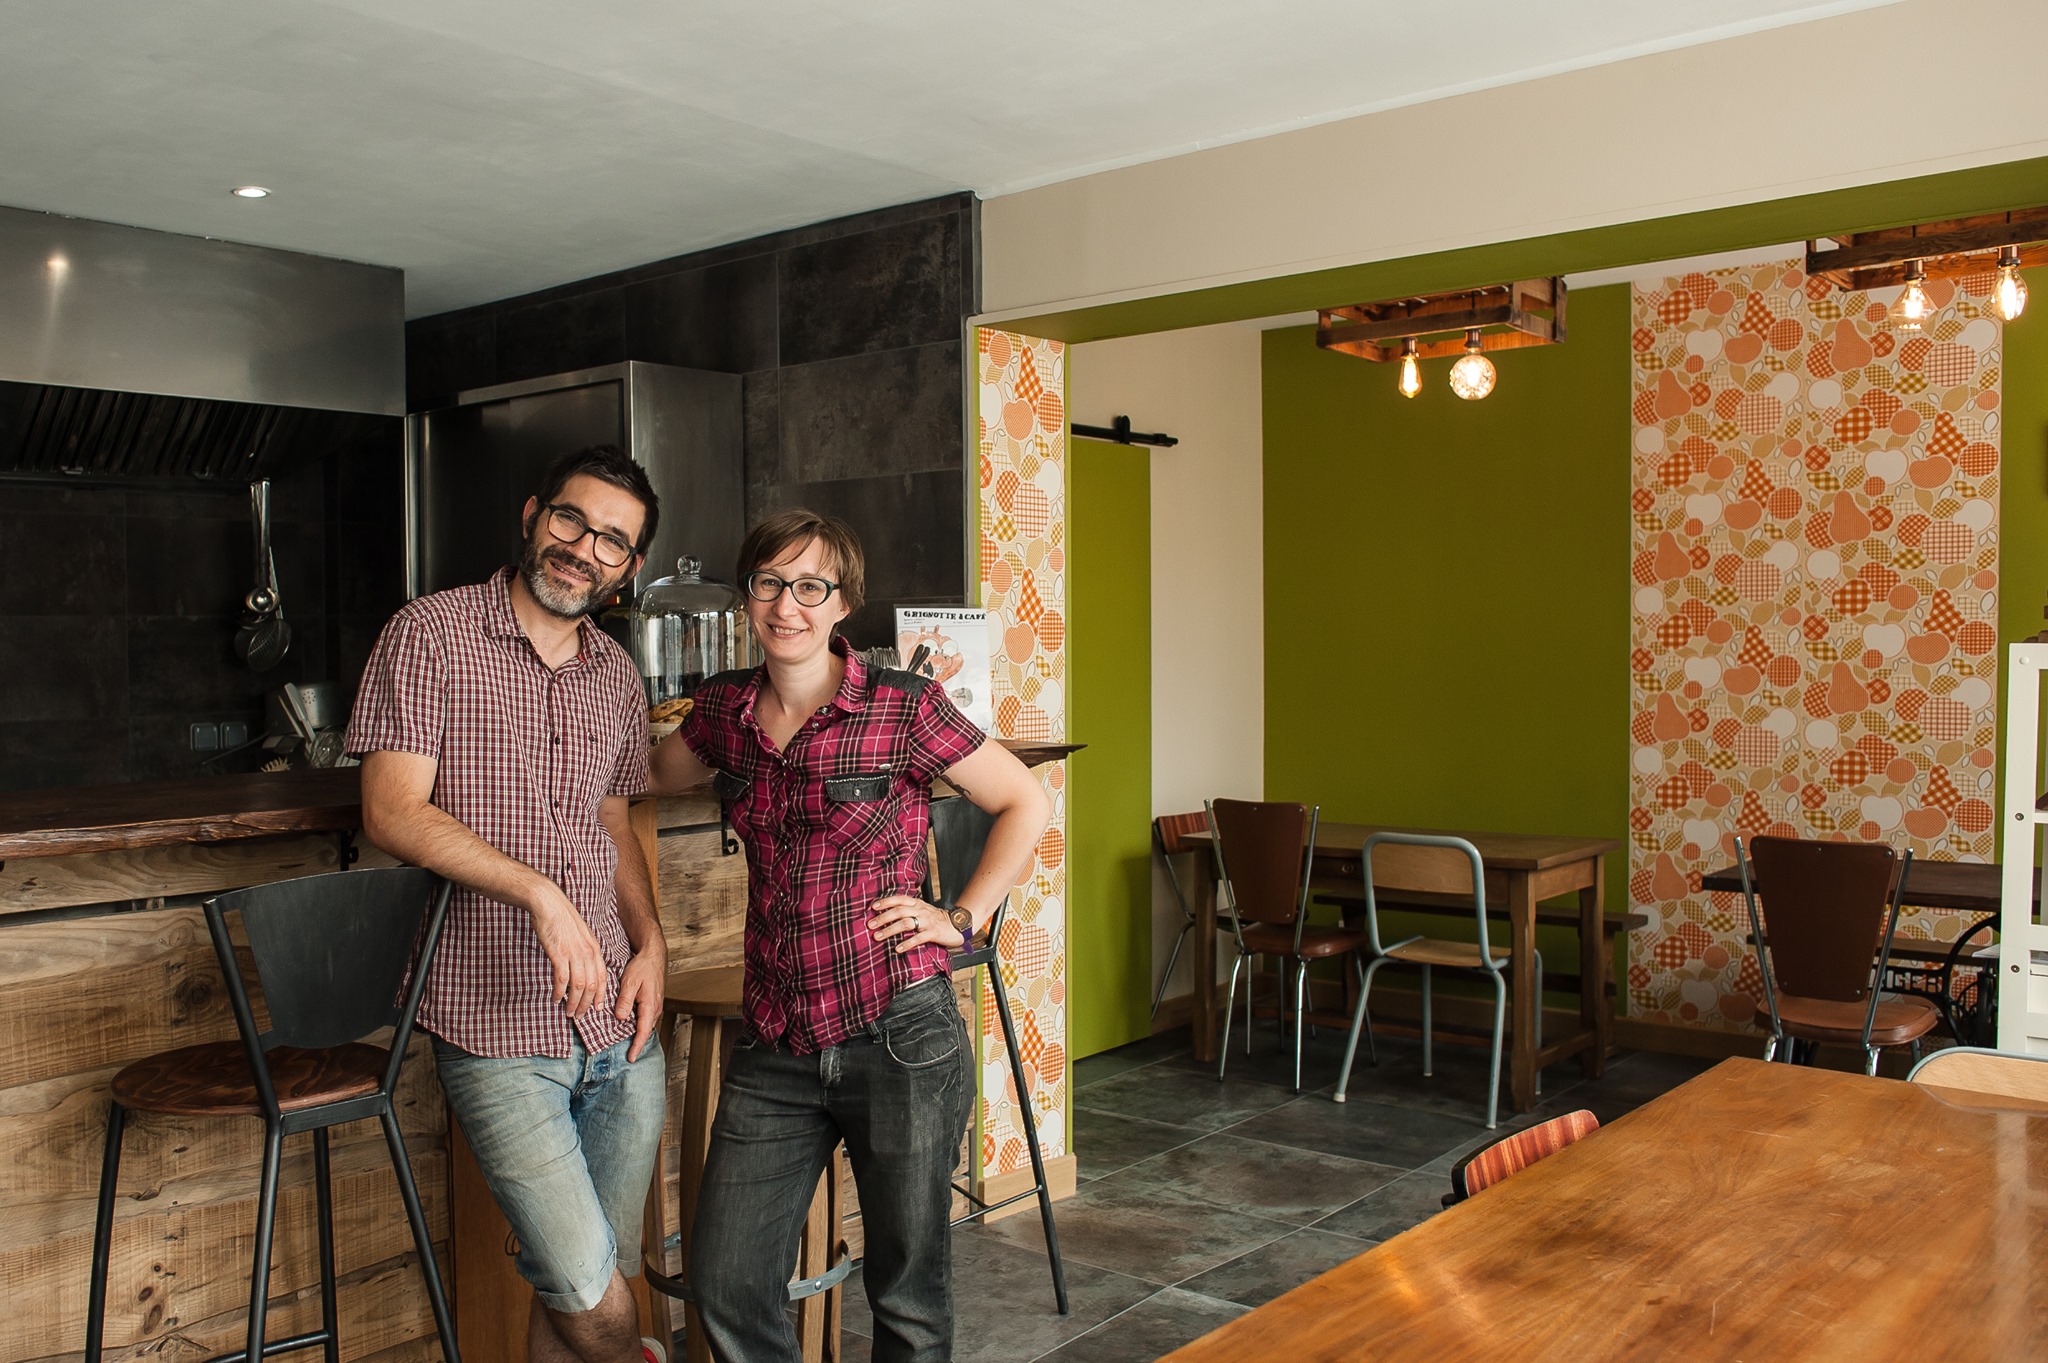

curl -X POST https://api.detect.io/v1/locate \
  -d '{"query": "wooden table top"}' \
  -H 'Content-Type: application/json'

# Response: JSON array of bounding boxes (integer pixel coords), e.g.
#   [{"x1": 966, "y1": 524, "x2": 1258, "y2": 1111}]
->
[
  {"x1": 1186, "y1": 820, "x2": 1622, "y2": 873},
  {"x1": 1700, "y1": 856, "x2": 2012, "y2": 915},
  {"x1": 1163, "y1": 1058, "x2": 2048, "y2": 1362}
]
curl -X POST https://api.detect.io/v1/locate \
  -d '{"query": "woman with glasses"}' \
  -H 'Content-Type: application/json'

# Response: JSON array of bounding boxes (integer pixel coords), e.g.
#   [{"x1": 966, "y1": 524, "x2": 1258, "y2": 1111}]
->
[{"x1": 649, "y1": 509, "x2": 1049, "y2": 1363}]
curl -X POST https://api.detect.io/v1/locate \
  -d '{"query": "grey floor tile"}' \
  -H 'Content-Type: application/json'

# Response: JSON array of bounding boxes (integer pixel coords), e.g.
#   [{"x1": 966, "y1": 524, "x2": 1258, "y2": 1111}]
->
[
  {"x1": 1176, "y1": 1227, "x2": 1378, "y2": 1308},
  {"x1": 1101, "y1": 1132, "x2": 1405, "y2": 1226},
  {"x1": 1225, "y1": 1091, "x2": 1486, "y2": 1169},
  {"x1": 838, "y1": 1228, "x2": 1156, "y2": 1363},
  {"x1": 1035, "y1": 1287, "x2": 1245, "y2": 1363},
  {"x1": 977, "y1": 1178, "x2": 1293, "y2": 1286},
  {"x1": 1312, "y1": 1171, "x2": 1450, "y2": 1242},
  {"x1": 1074, "y1": 1029, "x2": 1193, "y2": 1088},
  {"x1": 1073, "y1": 1108, "x2": 1205, "y2": 1182},
  {"x1": 1072, "y1": 1062, "x2": 1299, "y2": 1135}
]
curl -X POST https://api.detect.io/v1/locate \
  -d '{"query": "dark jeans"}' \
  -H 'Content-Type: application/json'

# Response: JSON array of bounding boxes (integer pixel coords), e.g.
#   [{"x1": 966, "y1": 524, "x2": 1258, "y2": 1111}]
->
[{"x1": 691, "y1": 977, "x2": 974, "y2": 1363}]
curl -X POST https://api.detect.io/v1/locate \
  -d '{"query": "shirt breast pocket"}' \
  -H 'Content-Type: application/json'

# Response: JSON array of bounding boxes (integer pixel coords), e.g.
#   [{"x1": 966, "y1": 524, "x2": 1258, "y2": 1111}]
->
[{"x1": 821, "y1": 770, "x2": 895, "y2": 846}]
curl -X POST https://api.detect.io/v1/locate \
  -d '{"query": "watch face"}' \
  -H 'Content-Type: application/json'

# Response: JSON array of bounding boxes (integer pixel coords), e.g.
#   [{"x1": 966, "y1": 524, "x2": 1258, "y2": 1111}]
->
[{"x1": 950, "y1": 908, "x2": 972, "y2": 932}]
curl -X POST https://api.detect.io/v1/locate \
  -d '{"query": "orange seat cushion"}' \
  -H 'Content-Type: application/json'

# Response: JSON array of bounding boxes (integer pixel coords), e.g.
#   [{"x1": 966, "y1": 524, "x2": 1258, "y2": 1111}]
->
[
  {"x1": 1239, "y1": 922, "x2": 1369, "y2": 960},
  {"x1": 1774, "y1": 993, "x2": 1941, "y2": 1046}
]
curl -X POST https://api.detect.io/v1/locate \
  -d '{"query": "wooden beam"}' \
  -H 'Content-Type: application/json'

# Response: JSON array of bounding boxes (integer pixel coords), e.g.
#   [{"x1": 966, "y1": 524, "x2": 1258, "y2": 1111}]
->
[{"x1": 1808, "y1": 212, "x2": 2048, "y2": 274}]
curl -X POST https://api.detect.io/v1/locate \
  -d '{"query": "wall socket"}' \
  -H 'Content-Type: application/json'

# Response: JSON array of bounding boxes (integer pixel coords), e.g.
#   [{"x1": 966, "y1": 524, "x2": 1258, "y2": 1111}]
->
[{"x1": 189, "y1": 720, "x2": 254, "y2": 752}]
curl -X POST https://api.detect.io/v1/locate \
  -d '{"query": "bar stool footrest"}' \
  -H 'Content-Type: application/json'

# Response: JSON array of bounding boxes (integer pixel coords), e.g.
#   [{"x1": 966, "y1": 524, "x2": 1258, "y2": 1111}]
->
[
  {"x1": 643, "y1": 1251, "x2": 853, "y2": 1306},
  {"x1": 202, "y1": 1327, "x2": 335, "y2": 1363}
]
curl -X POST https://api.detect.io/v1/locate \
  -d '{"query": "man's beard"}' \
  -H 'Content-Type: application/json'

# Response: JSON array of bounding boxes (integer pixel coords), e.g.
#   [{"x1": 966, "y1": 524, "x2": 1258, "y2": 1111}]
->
[{"x1": 518, "y1": 532, "x2": 624, "y2": 620}]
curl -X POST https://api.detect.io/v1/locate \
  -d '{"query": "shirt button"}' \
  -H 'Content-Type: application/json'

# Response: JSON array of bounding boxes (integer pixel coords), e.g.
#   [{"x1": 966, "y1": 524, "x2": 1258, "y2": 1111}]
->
[{"x1": 552, "y1": 735, "x2": 562, "y2": 745}]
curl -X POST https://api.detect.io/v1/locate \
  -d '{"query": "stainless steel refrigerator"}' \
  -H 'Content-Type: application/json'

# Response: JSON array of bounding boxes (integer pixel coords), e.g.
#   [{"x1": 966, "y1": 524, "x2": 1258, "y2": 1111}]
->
[{"x1": 404, "y1": 361, "x2": 743, "y2": 601}]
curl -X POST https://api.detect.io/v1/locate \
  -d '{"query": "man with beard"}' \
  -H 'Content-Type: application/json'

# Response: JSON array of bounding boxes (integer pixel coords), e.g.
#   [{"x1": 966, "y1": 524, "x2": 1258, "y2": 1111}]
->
[{"x1": 347, "y1": 445, "x2": 667, "y2": 1363}]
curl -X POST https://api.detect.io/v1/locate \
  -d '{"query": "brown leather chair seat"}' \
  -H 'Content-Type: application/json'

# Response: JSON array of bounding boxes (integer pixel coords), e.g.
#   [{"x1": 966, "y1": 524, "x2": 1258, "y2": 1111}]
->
[
  {"x1": 1239, "y1": 921, "x2": 1368, "y2": 960},
  {"x1": 111, "y1": 1041, "x2": 388, "y2": 1117},
  {"x1": 1772, "y1": 993, "x2": 1941, "y2": 1046}
]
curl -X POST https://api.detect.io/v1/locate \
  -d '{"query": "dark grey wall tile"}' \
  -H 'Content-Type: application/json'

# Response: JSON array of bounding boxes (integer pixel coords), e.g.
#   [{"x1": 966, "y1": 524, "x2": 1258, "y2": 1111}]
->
[
  {"x1": 0, "y1": 486, "x2": 126, "y2": 615},
  {"x1": 335, "y1": 523, "x2": 406, "y2": 617},
  {"x1": 741, "y1": 369, "x2": 780, "y2": 523},
  {"x1": 623, "y1": 257, "x2": 778, "y2": 373},
  {"x1": 333, "y1": 435, "x2": 405, "y2": 526},
  {"x1": 494, "y1": 286, "x2": 626, "y2": 385},
  {"x1": 124, "y1": 485, "x2": 248, "y2": 521},
  {"x1": 779, "y1": 216, "x2": 960, "y2": 366},
  {"x1": 406, "y1": 310, "x2": 497, "y2": 411},
  {"x1": 0, "y1": 719, "x2": 130, "y2": 791},
  {"x1": 0, "y1": 617, "x2": 126, "y2": 720},
  {"x1": 128, "y1": 616, "x2": 269, "y2": 714},
  {"x1": 125, "y1": 514, "x2": 246, "y2": 617},
  {"x1": 773, "y1": 342, "x2": 963, "y2": 486}
]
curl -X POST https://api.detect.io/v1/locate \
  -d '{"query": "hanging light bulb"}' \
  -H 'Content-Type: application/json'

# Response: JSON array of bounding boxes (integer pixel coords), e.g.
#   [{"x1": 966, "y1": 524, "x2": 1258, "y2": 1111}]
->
[
  {"x1": 1995, "y1": 246, "x2": 2029, "y2": 321},
  {"x1": 1890, "y1": 259, "x2": 1933, "y2": 331},
  {"x1": 1397, "y1": 337, "x2": 1422, "y2": 398},
  {"x1": 1447, "y1": 329, "x2": 1496, "y2": 400}
]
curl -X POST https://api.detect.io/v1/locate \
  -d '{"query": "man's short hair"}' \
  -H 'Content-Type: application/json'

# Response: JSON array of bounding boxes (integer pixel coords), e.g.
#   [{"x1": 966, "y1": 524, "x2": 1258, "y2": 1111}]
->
[
  {"x1": 534, "y1": 445, "x2": 660, "y2": 553},
  {"x1": 737, "y1": 509, "x2": 866, "y2": 615}
]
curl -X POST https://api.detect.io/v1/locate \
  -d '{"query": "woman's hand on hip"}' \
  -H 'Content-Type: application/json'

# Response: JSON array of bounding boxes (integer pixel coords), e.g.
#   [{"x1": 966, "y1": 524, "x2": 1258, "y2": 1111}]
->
[{"x1": 867, "y1": 894, "x2": 966, "y2": 952}]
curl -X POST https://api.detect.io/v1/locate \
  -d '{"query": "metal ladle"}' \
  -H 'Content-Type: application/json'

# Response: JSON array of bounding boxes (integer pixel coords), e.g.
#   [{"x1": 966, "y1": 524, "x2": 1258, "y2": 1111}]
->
[{"x1": 234, "y1": 480, "x2": 292, "y2": 671}]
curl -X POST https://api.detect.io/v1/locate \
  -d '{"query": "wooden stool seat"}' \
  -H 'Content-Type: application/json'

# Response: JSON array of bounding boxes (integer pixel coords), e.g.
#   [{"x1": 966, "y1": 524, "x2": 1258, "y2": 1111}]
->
[
  {"x1": 110, "y1": 1042, "x2": 387, "y2": 1117},
  {"x1": 645, "y1": 964, "x2": 845, "y2": 1363}
]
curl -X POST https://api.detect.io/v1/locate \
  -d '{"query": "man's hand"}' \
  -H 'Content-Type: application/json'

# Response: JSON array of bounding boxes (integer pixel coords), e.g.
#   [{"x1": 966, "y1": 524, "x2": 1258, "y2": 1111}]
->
[
  {"x1": 615, "y1": 939, "x2": 668, "y2": 1062},
  {"x1": 529, "y1": 888, "x2": 608, "y2": 1018}
]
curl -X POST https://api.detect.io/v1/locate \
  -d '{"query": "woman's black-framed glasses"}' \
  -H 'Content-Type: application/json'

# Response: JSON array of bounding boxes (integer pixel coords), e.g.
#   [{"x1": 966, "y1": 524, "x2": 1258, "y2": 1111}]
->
[
  {"x1": 744, "y1": 572, "x2": 839, "y2": 607},
  {"x1": 542, "y1": 504, "x2": 636, "y2": 568}
]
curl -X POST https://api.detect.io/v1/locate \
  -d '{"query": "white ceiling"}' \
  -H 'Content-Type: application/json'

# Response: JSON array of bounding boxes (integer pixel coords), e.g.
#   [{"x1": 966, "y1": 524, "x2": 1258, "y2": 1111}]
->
[{"x1": 0, "y1": 0, "x2": 1901, "y2": 317}]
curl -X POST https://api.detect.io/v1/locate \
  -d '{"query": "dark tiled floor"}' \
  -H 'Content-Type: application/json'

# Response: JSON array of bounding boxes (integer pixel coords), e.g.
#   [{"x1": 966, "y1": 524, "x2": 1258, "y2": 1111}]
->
[{"x1": 833, "y1": 1024, "x2": 1717, "y2": 1362}]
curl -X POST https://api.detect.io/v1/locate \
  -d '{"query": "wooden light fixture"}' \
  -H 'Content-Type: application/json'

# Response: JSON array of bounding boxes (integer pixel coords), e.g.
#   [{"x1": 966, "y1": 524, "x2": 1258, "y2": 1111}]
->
[
  {"x1": 1317, "y1": 279, "x2": 1566, "y2": 397},
  {"x1": 1806, "y1": 207, "x2": 2048, "y2": 301}
]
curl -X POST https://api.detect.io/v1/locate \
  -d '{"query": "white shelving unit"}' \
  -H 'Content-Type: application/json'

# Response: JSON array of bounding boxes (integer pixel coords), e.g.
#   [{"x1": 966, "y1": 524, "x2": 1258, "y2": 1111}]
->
[{"x1": 1999, "y1": 642, "x2": 2048, "y2": 1054}]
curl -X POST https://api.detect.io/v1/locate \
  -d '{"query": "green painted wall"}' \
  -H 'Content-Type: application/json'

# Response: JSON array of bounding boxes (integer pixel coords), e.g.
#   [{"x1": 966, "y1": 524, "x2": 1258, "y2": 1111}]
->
[
  {"x1": 1068, "y1": 437, "x2": 1155, "y2": 1057},
  {"x1": 1262, "y1": 286, "x2": 1633, "y2": 984},
  {"x1": 1263, "y1": 262, "x2": 2048, "y2": 1010}
]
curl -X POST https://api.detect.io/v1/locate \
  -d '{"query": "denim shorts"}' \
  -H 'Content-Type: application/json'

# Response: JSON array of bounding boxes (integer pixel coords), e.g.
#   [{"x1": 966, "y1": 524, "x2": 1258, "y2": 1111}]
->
[{"x1": 433, "y1": 1031, "x2": 667, "y2": 1314}]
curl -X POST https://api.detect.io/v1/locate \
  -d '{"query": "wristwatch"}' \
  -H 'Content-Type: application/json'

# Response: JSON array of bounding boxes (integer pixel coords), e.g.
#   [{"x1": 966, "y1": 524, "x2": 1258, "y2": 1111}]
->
[{"x1": 947, "y1": 906, "x2": 974, "y2": 942}]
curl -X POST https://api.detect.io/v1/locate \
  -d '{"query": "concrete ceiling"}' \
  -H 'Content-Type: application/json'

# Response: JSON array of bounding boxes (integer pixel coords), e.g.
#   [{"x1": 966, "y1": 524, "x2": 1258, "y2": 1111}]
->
[{"x1": 0, "y1": 0, "x2": 1901, "y2": 317}]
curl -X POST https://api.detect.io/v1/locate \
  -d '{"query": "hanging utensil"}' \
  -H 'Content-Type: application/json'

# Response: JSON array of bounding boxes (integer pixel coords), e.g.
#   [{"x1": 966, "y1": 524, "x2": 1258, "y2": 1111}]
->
[{"x1": 234, "y1": 479, "x2": 292, "y2": 670}]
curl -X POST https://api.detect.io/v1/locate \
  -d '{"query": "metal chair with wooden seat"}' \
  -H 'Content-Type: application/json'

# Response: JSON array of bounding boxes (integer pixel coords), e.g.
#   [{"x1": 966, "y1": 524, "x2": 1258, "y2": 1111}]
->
[
  {"x1": 1441, "y1": 1108, "x2": 1600, "y2": 1207},
  {"x1": 1150, "y1": 810, "x2": 1218, "y2": 1021},
  {"x1": 1735, "y1": 835, "x2": 1939, "y2": 1075},
  {"x1": 1333, "y1": 832, "x2": 1541, "y2": 1129},
  {"x1": 1207, "y1": 798, "x2": 1375, "y2": 1092},
  {"x1": 84, "y1": 866, "x2": 459, "y2": 1363},
  {"x1": 1907, "y1": 1047, "x2": 2048, "y2": 1108}
]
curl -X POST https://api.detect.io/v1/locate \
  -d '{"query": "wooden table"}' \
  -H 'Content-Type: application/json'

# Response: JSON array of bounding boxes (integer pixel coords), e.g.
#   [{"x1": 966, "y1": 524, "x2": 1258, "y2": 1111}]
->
[
  {"x1": 1188, "y1": 824, "x2": 1622, "y2": 1113},
  {"x1": 1699, "y1": 855, "x2": 2014, "y2": 913},
  {"x1": 1164, "y1": 1058, "x2": 2048, "y2": 1361}
]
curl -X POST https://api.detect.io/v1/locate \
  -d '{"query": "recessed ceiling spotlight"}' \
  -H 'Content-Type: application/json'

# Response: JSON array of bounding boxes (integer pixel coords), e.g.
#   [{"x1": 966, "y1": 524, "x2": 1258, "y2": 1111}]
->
[{"x1": 231, "y1": 185, "x2": 271, "y2": 199}]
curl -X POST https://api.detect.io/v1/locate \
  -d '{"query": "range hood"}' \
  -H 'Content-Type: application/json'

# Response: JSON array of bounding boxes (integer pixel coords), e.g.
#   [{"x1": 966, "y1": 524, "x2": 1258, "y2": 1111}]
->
[{"x1": 0, "y1": 205, "x2": 403, "y2": 480}]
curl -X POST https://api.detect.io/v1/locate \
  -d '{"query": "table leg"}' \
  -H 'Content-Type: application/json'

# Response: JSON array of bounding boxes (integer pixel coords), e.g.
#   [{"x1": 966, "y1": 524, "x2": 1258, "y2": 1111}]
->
[
  {"x1": 1192, "y1": 856, "x2": 1218, "y2": 1063},
  {"x1": 1509, "y1": 873, "x2": 1538, "y2": 1114},
  {"x1": 1580, "y1": 861, "x2": 1611, "y2": 1079},
  {"x1": 678, "y1": 1013, "x2": 726, "y2": 1363}
]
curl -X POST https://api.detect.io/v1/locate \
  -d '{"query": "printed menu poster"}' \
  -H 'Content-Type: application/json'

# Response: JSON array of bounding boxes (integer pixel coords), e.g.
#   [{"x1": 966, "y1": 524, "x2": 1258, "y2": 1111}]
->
[{"x1": 894, "y1": 606, "x2": 996, "y2": 733}]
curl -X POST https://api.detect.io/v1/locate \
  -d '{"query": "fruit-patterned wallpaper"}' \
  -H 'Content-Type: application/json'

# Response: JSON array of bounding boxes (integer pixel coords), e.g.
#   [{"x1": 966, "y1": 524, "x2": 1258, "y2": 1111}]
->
[{"x1": 1628, "y1": 260, "x2": 2002, "y2": 1029}]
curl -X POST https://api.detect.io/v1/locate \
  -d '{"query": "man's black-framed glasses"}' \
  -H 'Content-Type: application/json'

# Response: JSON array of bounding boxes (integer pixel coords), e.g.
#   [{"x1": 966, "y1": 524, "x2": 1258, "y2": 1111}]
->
[
  {"x1": 542, "y1": 503, "x2": 636, "y2": 568},
  {"x1": 744, "y1": 572, "x2": 839, "y2": 607}
]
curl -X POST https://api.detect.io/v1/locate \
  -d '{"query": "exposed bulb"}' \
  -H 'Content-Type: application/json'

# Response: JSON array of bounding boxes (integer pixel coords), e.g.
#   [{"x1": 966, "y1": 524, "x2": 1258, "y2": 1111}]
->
[
  {"x1": 1891, "y1": 260, "x2": 1932, "y2": 331},
  {"x1": 1397, "y1": 339, "x2": 1422, "y2": 398},
  {"x1": 1996, "y1": 247, "x2": 2028, "y2": 321},
  {"x1": 1447, "y1": 330, "x2": 1496, "y2": 400}
]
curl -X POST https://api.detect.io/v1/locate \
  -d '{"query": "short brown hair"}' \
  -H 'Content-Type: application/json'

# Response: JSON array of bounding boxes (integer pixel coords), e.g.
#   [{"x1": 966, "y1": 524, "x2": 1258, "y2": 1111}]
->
[{"x1": 737, "y1": 509, "x2": 866, "y2": 615}]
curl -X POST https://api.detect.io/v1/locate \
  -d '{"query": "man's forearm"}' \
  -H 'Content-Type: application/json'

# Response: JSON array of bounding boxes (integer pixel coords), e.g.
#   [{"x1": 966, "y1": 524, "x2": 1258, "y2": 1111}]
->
[{"x1": 366, "y1": 794, "x2": 556, "y2": 914}]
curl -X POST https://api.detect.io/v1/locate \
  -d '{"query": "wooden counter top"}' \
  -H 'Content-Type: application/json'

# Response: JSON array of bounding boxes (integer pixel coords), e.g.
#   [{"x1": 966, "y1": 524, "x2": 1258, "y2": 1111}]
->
[
  {"x1": 0, "y1": 738, "x2": 1084, "y2": 861},
  {"x1": 0, "y1": 768, "x2": 366, "y2": 860}
]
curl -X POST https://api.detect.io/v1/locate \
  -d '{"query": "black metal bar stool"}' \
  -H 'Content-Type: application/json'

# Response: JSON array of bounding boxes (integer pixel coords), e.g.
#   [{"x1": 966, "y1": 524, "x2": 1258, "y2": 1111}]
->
[
  {"x1": 927, "y1": 797, "x2": 1069, "y2": 1316},
  {"x1": 84, "y1": 866, "x2": 460, "y2": 1363}
]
